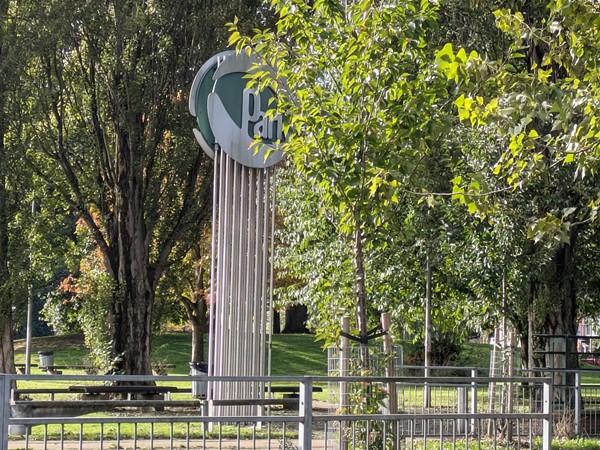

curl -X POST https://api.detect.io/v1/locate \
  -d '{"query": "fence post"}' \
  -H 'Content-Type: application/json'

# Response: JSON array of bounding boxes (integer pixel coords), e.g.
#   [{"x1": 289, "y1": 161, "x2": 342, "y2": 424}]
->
[
  {"x1": 470, "y1": 369, "x2": 477, "y2": 434},
  {"x1": 298, "y1": 378, "x2": 313, "y2": 450},
  {"x1": 574, "y1": 371, "x2": 581, "y2": 436},
  {"x1": 543, "y1": 380, "x2": 553, "y2": 450},
  {"x1": 381, "y1": 313, "x2": 397, "y2": 414},
  {"x1": 457, "y1": 386, "x2": 467, "y2": 434},
  {"x1": 0, "y1": 375, "x2": 8, "y2": 450},
  {"x1": 339, "y1": 317, "x2": 350, "y2": 450}
]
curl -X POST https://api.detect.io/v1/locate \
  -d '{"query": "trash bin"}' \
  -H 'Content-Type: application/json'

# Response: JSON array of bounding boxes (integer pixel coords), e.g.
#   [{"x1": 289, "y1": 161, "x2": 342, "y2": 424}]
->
[
  {"x1": 38, "y1": 351, "x2": 54, "y2": 368},
  {"x1": 189, "y1": 361, "x2": 208, "y2": 398}
]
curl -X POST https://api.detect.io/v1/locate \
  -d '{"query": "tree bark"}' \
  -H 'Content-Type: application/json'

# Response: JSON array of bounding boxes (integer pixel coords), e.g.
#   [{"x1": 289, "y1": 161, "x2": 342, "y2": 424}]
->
[
  {"x1": 183, "y1": 295, "x2": 206, "y2": 363},
  {"x1": 272, "y1": 308, "x2": 281, "y2": 334},
  {"x1": 354, "y1": 225, "x2": 369, "y2": 370},
  {"x1": 105, "y1": 99, "x2": 155, "y2": 373},
  {"x1": 0, "y1": 145, "x2": 15, "y2": 374},
  {"x1": 0, "y1": 298, "x2": 15, "y2": 374},
  {"x1": 538, "y1": 227, "x2": 579, "y2": 385}
]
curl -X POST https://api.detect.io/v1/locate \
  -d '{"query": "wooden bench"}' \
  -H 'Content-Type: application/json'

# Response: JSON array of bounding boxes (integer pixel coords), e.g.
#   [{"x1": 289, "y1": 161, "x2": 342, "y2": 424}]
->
[
  {"x1": 264, "y1": 385, "x2": 324, "y2": 397},
  {"x1": 11, "y1": 385, "x2": 202, "y2": 418},
  {"x1": 265, "y1": 386, "x2": 323, "y2": 392},
  {"x1": 12, "y1": 385, "x2": 182, "y2": 402},
  {"x1": 211, "y1": 385, "x2": 324, "y2": 409},
  {"x1": 13, "y1": 399, "x2": 201, "y2": 408},
  {"x1": 68, "y1": 384, "x2": 180, "y2": 400},
  {"x1": 11, "y1": 398, "x2": 202, "y2": 420}
]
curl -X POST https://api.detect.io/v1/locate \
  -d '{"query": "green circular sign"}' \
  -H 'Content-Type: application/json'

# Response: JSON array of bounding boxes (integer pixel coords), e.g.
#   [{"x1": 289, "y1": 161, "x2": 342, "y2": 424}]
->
[
  {"x1": 190, "y1": 52, "x2": 284, "y2": 168},
  {"x1": 189, "y1": 51, "x2": 233, "y2": 159}
]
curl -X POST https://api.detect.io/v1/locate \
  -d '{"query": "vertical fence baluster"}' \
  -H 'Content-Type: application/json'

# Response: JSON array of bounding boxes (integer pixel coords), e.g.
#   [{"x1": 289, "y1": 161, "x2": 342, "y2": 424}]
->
[
  {"x1": 543, "y1": 381, "x2": 553, "y2": 450},
  {"x1": 0, "y1": 375, "x2": 7, "y2": 450},
  {"x1": 575, "y1": 372, "x2": 581, "y2": 436}
]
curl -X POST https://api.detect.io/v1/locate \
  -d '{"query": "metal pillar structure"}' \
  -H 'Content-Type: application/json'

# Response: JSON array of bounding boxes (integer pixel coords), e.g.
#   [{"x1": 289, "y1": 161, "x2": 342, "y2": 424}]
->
[
  {"x1": 190, "y1": 50, "x2": 284, "y2": 416},
  {"x1": 207, "y1": 148, "x2": 275, "y2": 415}
]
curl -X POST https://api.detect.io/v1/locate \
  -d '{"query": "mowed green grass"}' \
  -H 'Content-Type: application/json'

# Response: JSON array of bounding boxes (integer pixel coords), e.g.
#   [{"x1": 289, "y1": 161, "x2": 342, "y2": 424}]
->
[
  {"x1": 13, "y1": 331, "x2": 329, "y2": 375},
  {"x1": 14, "y1": 332, "x2": 495, "y2": 376},
  {"x1": 152, "y1": 332, "x2": 328, "y2": 375}
]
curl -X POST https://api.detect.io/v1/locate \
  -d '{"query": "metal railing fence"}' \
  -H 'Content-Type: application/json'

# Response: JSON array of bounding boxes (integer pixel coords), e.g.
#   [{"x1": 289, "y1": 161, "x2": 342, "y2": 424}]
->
[
  {"x1": 0, "y1": 373, "x2": 552, "y2": 450},
  {"x1": 526, "y1": 368, "x2": 600, "y2": 438}
]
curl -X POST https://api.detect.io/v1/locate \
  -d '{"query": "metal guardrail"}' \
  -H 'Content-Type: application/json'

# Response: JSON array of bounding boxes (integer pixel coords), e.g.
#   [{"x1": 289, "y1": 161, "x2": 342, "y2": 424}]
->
[{"x1": 0, "y1": 373, "x2": 553, "y2": 450}]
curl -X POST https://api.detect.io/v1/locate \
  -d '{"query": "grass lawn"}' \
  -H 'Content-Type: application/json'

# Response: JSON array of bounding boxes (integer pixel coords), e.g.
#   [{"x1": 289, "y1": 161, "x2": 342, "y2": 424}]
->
[
  {"x1": 11, "y1": 334, "x2": 600, "y2": 448},
  {"x1": 14, "y1": 332, "x2": 330, "y2": 375},
  {"x1": 13, "y1": 332, "x2": 498, "y2": 375},
  {"x1": 14, "y1": 332, "x2": 495, "y2": 376}
]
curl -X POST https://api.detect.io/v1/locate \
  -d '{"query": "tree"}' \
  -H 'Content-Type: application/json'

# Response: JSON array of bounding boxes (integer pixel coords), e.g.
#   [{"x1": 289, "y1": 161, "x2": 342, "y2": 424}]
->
[
  {"x1": 0, "y1": 0, "x2": 14, "y2": 374},
  {"x1": 0, "y1": 0, "x2": 35, "y2": 374},
  {"x1": 179, "y1": 246, "x2": 209, "y2": 363},
  {"x1": 436, "y1": 0, "x2": 600, "y2": 371},
  {"x1": 17, "y1": 0, "x2": 263, "y2": 374},
  {"x1": 231, "y1": 0, "x2": 450, "y2": 368}
]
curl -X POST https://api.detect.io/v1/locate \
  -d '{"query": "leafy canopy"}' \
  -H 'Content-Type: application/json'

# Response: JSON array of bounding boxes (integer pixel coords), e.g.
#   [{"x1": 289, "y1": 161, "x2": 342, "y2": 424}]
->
[
  {"x1": 231, "y1": 0, "x2": 447, "y2": 240},
  {"x1": 229, "y1": 0, "x2": 460, "y2": 346},
  {"x1": 437, "y1": 0, "x2": 600, "y2": 242}
]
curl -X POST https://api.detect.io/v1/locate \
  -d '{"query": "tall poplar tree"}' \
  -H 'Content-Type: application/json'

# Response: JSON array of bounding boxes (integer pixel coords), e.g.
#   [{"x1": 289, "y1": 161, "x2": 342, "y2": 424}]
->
[
  {"x1": 19, "y1": 0, "x2": 264, "y2": 374},
  {"x1": 0, "y1": 0, "x2": 31, "y2": 374},
  {"x1": 0, "y1": 0, "x2": 14, "y2": 374}
]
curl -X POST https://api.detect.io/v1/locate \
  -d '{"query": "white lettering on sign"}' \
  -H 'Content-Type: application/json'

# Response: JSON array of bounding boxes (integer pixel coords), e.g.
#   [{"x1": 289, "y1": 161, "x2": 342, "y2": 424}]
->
[{"x1": 242, "y1": 89, "x2": 284, "y2": 143}]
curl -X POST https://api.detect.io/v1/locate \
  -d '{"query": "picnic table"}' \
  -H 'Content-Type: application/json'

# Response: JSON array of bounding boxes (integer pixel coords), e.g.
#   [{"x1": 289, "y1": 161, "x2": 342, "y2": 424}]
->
[
  {"x1": 12, "y1": 385, "x2": 184, "y2": 401},
  {"x1": 11, "y1": 385, "x2": 201, "y2": 418},
  {"x1": 36, "y1": 363, "x2": 175, "y2": 375}
]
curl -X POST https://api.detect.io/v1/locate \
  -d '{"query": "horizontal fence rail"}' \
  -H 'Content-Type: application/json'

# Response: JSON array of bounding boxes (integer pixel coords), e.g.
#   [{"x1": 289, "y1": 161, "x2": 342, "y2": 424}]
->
[{"x1": 0, "y1": 373, "x2": 553, "y2": 450}]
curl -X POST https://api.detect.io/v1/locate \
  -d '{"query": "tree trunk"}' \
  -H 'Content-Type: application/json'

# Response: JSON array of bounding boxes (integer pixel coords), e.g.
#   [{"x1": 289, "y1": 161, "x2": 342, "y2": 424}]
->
[
  {"x1": 0, "y1": 162, "x2": 15, "y2": 375},
  {"x1": 190, "y1": 318, "x2": 205, "y2": 363},
  {"x1": 110, "y1": 259, "x2": 154, "y2": 375},
  {"x1": 0, "y1": 0, "x2": 15, "y2": 376},
  {"x1": 282, "y1": 305, "x2": 309, "y2": 333},
  {"x1": 511, "y1": 282, "x2": 536, "y2": 372},
  {"x1": 537, "y1": 228, "x2": 579, "y2": 385},
  {"x1": 108, "y1": 122, "x2": 155, "y2": 374},
  {"x1": 0, "y1": 301, "x2": 15, "y2": 374},
  {"x1": 354, "y1": 225, "x2": 369, "y2": 370},
  {"x1": 272, "y1": 308, "x2": 281, "y2": 334},
  {"x1": 182, "y1": 254, "x2": 208, "y2": 363}
]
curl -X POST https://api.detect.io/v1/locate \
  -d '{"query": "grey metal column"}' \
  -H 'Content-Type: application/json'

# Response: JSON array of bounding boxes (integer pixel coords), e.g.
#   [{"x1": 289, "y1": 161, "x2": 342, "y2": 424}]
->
[{"x1": 209, "y1": 156, "x2": 277, "y2": 416}]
